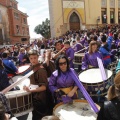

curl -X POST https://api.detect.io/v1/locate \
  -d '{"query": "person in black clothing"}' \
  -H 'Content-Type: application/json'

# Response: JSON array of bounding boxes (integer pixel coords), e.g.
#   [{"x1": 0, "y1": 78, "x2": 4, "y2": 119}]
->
[{"x1": 97, "y1": 72, "x2": 120, "y2": 120}]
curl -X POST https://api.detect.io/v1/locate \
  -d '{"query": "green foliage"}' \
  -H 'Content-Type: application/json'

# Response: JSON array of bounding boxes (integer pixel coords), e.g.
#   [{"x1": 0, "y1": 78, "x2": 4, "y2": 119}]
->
[{"x1": 34, "y1": 18, "x2": 51, "y2": 38}]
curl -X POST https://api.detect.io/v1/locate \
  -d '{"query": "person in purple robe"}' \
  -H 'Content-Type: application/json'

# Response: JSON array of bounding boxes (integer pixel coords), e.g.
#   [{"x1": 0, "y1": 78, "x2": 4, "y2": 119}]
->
[
  {"x1": 82, "y1": 41, "x2": 103, "y2": 70},
  {"x1": 74, "y1": 36, "x2": 84, "y2": 52},
  {"x1": 18, "y1": 48, "x2": 26, "y2": 65},
  {"x1": 64, "y1": 41, "x2": 75, "y2": 68},
  {"x1": 49, "y1": 55, "x2": 78, "y2": 104}
]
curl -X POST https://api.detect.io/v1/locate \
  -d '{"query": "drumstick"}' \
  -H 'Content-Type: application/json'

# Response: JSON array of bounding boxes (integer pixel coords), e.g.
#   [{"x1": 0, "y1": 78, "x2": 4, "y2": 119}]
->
[
  {"x1": 2, "y1": 65, "x2": 42, "y2": 94},
  {"x1": 70, "y1": 69, "x2": 99, "y2": 113},
  {"x1": 97, "y1": 57, "x2": 107, "y2": 81},
  {"x1": 2, "y1": 70, "x2": 34, "y2": 94},
  {"x1": 75, "y1": 46, "x2": 89, "y2": 54}
]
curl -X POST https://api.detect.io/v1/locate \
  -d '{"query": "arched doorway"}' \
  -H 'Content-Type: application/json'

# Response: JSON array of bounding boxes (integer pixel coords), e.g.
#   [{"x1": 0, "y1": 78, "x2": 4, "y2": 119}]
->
[{"x1": 69, "y1": 12, "x2": 80, "y2": 30}]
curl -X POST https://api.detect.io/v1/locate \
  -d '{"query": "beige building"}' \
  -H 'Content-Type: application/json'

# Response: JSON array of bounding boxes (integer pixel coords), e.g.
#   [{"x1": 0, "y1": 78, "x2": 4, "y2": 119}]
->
[{"x1": 48, "y1": 0, "x2": 120, "y2": 38}]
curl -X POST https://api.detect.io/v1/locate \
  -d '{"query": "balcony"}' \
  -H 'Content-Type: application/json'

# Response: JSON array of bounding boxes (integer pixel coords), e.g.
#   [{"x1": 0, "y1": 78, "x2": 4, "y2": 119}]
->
[{"x1": 14, "y1": 33, "x2": 29, "y2": 37}]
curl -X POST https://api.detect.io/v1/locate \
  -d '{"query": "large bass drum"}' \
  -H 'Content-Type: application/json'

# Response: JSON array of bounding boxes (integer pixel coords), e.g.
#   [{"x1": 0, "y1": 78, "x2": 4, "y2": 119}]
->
[
  {"x1": 5, "y1": 76, "x2": 33, "y2": 117},
  {"x1": 79, "y1": 68, "x2": 113, "y2": 101},
  {"x1": 53, "y1": 100, "x2": 99, "y2": 120}
]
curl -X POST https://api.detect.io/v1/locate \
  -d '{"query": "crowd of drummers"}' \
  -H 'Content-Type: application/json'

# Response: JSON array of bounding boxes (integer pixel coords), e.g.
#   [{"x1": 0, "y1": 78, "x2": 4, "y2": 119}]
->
[{"x1": 1, "y1": 24, "x2": 120, "y2": 120}]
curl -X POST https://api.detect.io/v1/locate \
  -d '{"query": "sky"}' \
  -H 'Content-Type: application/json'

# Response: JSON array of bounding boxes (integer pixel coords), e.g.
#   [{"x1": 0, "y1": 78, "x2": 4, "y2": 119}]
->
[{"x1": 17, "y1": 0, "x2": 49, "y2": 38}]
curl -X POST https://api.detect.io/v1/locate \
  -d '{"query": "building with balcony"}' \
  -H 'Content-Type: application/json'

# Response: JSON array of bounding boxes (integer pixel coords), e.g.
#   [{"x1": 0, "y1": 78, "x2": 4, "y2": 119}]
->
[
  {"x1": 0, "y1": 0, "x2": 30, "y2": 45},
  {"x1": 49, "y1": 0, "x2": 120, "y2": 38}
]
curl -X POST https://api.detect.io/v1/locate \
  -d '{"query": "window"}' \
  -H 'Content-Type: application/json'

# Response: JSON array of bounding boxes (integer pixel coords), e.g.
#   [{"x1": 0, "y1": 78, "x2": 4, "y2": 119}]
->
[
  {"x1": 22, "y1": 27, "x2": 25, "y2": 35},
  {"x1": 14, "y1": 4, "x2": 17, "y2": 9},
  {"x1": 16, "y1": 25, "x2": 20, "y2": 34},
  {"x1": 27, "y1": 28, "x2": 29, "y2": 35},
  {"x1": 101, "y1": 0, "x2": 107, "y2": 8},
  {"x1": 110, "y1": 0, "x2": 115, "y2": 8},
  {"x1": 0, "y1": 11, "x2": 2, "y2": 23},
  {"x1": 10, "y1": 2, "x2": 12, "y2": 6},
  {"x1": 118, "y1": 0, "x2": 120, "y2": 8},
  {"x1": 101, "y1": 9, "x2": 107, "y2": 23},
  {"x1": 118, "y1": 11, "x2": 120, "y2": 23},
  {"x1": 14, "y1": 12, "x2": 19, "y2": 20},
  {"x1": 23, "y1": 18, "x2": 26, "y2": 24},
  {"x1": 110, "y1": 9, "x2": 115, "y2": 23}
]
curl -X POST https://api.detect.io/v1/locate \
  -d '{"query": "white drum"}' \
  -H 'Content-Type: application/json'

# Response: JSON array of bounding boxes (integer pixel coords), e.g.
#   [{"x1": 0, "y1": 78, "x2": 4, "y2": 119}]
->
[
  {"x1": 5, "y1": 90, "x2": 33, "y2": 117},
  {"x1": 79, "y1": 68, "x2": 113, "y2": 97},
  {"x1": 9, "y1": 76, "x2": 30, "y2": 90},
  {"x1": 53, "y1": 100, "x2": 99, "y2": 120},
  {"x1": 74, "y1": 53, "x2": 84, "y2": 65}
]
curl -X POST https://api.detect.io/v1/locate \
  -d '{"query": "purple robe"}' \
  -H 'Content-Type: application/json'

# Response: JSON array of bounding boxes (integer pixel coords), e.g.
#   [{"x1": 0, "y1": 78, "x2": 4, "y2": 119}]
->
[
  {"x1": 65, "y1": 47, "x2": 74, "y2": 68},
  {"x1": 74, "y1": 43, "x2": 83, "y2": 52},
  {"x1": 49, "y1": 68, "x2": 77, "y2": 103},
  {"x1": 115, "y1": 39, "x2": 120, "y2": 47},
  {"x1": 80, "y1": 37, "x2": 89, "y2": 47},
  {"x1": 18, "y1": 53, "x2": 25, "y2": 65},
  {"x1": 82, "y1": 51, "x2": 103, "y2": 70}
]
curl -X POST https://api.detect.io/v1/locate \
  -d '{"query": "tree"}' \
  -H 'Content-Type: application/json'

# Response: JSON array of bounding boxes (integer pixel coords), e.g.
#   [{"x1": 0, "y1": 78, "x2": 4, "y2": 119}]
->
[{"x1": 34, "y1": 18, "x2": 51, "y2": 39}]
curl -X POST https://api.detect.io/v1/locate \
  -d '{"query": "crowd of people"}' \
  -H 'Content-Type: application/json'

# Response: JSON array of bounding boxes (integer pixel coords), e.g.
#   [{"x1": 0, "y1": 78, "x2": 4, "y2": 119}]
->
[{"x1": 0, "y1": 24, "x2": 120, "y2": 119}]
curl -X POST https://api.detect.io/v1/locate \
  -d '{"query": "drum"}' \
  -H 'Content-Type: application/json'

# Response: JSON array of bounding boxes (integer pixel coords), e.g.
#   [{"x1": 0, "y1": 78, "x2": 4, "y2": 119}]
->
[
  {"x1": 107, "y1": 61, "x2": 118, "y2": 74},
  {"x1": 53, "y1": 100, "x2": 99, "y2": 120},
  {"x1": 17, "y1": 65, "x2": 30, "y2": 75},
  {"x1": 9, "y1": 76, "x2": 30, "y2": 90},
  {"x1": 5, "y1": 90, "x2": 33, "y2": 117},
  {"x1": 74, "y1": 53, "x2": 84, "y2": 65},
  {"x1": 79, "y1": 68, "x2": 113, "y2": 98},
  {"x1": 6, "y1": 75, "x2": 32, "y2": 117}
]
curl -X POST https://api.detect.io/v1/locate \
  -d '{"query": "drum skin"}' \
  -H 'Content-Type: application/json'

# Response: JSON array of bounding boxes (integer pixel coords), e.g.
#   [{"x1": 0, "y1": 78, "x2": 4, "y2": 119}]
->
[
  {"x1": 17, "y1": 65, "x2": 30, "y2": 75},
  {"x1": 9, "y1": 75, "x2": 30, "y2": 90},
  {"x1": 53, "y1": 99, "x2": 100, "y2": 120}
]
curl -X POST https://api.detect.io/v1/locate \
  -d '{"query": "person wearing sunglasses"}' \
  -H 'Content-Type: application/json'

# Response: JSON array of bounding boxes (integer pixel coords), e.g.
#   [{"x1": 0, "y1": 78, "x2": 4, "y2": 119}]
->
[{"x1": 49, "y1": 55, "x2": 78, "y2": 104}]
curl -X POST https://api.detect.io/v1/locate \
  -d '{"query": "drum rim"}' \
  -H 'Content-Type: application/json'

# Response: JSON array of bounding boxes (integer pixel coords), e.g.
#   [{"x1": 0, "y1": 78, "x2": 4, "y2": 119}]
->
[
  {"x1": 74, "y1": 53, "x2": 84, "y2": 56},
  {"x1": 11, "y1": 75, "x2": 30, "y2": 80},
  {"x1": 5, "y1": 90, "x2": 31, "y2": 98},
  {"x1": 81, "y1": 76, "x2": 112, "y2": 85},
  {"x1": 14, "y1": 108, "x2": 33, "y2": 117},
  {"x1": 53, "y1": 99, "x2": 100, "y2": 114}
]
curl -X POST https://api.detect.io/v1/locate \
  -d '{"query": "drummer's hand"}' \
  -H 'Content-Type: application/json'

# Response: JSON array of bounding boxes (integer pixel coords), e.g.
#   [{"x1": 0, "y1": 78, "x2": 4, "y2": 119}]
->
[
  {"x1": 25, "y1": 86, "x2": 31, "y2": 92},
  {"x1": 22, "y1": 59, "x2": 26, "y2": 62},
  {"x1": 67, "y1": 91, "x2": 74, "y2": 97},
  {"x1": 23, "y1": 85, "x2": 27, "y2": 91},
  {"x1": 61, "y1": 47, "x2": 66, "y2": 52}
]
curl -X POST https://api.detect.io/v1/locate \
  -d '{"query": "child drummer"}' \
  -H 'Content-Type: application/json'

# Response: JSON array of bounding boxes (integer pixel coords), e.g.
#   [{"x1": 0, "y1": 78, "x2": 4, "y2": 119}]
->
[{"x1": 23, "y1": 50, "x2": 48, "y2": 120}]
